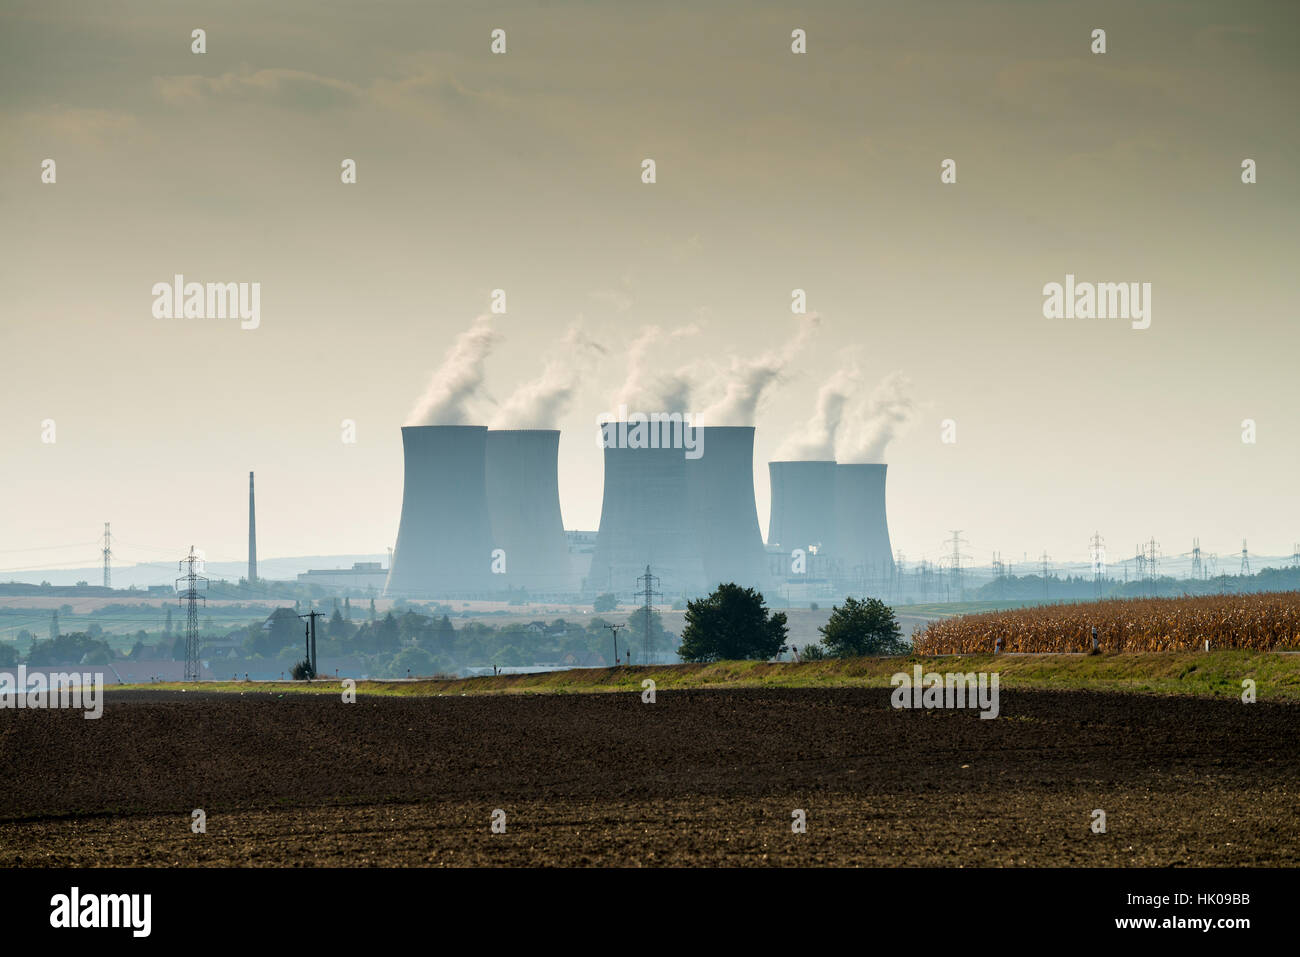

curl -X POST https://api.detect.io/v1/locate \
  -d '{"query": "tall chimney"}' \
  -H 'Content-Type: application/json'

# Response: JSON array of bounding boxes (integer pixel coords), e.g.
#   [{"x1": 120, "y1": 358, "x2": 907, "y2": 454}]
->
[{"x1": 248, "y1": 471, "x2": 257, "y2": 583}]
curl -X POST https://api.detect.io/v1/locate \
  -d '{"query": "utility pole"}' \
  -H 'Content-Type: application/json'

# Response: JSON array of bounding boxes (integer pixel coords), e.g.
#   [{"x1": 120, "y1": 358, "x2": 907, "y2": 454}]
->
[
  {"x1": 635, "y1": 565, "x2": 662, "y2": 665},
  {"x1": 1191, "y1": 537, "x2": 1203, "y2": 581},
  {"x1": 1240, "y1": 539, "x2": 1251, "y2": 577},
  {"x1": 176, "y1": 546, "x2": 208, "y2": 682},
  {"x1": 101, "y1": 522, "x2": 112, "y2": 588},
  {"x1": 298, "y1": 610, "x2": 324, "y2": 677},
  {"x1": 992, "y1": 551, "x2": 1004, "y2": 599},
  {"x1": 604, "y1": 623, "x2": 624, "y2": 667},
  {"x1": 1040, "y1": 551, "x2": 1051, "y2": 600}
]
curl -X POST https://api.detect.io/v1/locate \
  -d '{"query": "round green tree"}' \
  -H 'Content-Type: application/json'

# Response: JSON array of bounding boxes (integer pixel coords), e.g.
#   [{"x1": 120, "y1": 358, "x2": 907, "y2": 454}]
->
[
  {"x1": 817, "y1": 597, "x2": 907, "y2": 657},
  {"x1": 678, "y1": 583, "x2": 788, "y2": 662}
]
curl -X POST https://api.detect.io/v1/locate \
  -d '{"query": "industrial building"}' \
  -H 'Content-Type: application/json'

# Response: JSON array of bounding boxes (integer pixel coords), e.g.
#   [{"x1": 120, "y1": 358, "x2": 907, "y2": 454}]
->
[
  {"x1": 378, "y1": 420, "x2": 895, "y2": 602},
  {"x1": 385, "y1": 425, "x2": 497, "y2": 597},
  {"x1": 586, "y1": 419, "x2": 707, "y2": 596},
  {"x1": 485, "y1": 429, "x2": 576, "y2": 595},
  {"x1": 688, "y1": 426, "x2": 770, "y2": 591},
  {"x1": 828, "y1": 463, "x2": 896, "y2": 588}
]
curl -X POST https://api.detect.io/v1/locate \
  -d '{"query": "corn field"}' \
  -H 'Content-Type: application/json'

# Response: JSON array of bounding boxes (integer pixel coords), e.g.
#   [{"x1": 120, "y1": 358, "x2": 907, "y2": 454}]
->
[{"x1": 913, "y1": 592, "x2": 1300, "y2": 654}]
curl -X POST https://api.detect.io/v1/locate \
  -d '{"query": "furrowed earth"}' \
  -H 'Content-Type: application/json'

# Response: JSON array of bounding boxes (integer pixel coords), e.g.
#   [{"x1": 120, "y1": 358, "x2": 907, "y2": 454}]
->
[{"x1": 2, "y1": 686, "x2": 1297, "y2": 866}]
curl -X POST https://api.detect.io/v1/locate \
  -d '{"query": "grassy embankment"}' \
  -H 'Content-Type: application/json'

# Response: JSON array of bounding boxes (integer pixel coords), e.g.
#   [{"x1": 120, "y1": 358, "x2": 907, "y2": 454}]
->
[{"x1": 112, "y1": 649, "x2": 1300, "y2": 701}]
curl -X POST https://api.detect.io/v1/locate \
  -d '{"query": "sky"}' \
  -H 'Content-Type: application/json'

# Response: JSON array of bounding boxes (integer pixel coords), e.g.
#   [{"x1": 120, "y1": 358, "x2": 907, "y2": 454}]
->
[{"x1": 1, "y1": 0, "x2": 1297, "y2": 578}]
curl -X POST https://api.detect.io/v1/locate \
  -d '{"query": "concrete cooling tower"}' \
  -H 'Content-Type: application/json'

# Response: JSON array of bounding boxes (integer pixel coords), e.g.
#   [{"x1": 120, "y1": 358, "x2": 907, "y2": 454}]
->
[
  {"x1": 587, "y1": 420, "x2": 706, "y2": 596},
  {"x1": 831, "y1": 463, "x2": 896, "y2": 584},
  {"x1": 766, "y1": 460, "x2": 836, "y2": 554},
  {"x1": 485, "y1": 429, "x2": 575, "y2": 595},
  {"x1": 689, "y1": 426, "x2": 769, "y2": 590},
  {"x1": 385, "y1": 425, "x2": 497, "y2": 597}
]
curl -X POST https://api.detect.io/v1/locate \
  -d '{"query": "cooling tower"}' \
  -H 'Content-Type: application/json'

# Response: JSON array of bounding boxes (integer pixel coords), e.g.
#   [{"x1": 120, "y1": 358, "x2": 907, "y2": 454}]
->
[
  {"x1": 385, "y1": 425, "x2": 496, "y2": 597},
  {"x1": 689, "y1": 426, "x2": 769, "y2": 590},
  {"x1": 485, "y1": 429, "x2": 575, "y2": 594},
  {"x1": 587, "y1": 420, "x2": 707, "y2": 596},
  {"x1": 766, "y1": 460, "x2": 836, "y2": 554},
  {"x1": 830, "y1": 463, "x2": 896, "y2": 584}
]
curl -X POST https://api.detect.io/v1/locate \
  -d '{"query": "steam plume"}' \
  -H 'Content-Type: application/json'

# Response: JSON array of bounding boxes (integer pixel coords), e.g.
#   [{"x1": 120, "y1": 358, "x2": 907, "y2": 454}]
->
[
  {"x1": 492, "y1": 323, "x2": 605, "y2": 428},
  {"x1": 614, "y1": 324, "x2": 700, "y2": 413},
  {"x1": 405, "y1": 315, "x2": 500, "y2": 426},
  {"x1": 775, "y1": 365, "x2": 857, "y2": 459},
  {"x1": 701, "y1": 313, "x2": 820, "y2": 425},
  {"x1": 836, "y1": 371, "x2": 915, "y2": 462}
]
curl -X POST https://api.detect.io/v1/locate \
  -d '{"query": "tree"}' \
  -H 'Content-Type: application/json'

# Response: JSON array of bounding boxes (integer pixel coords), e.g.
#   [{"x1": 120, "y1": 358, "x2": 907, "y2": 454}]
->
[
  {"x1": 627, "y1": 608, "x2": 675, "y2": 662},
  {"x1": 49, "y1": 610, "x2": 59, "y2": 641},
  {"x1": 593, "y1": 592, "x2": 618, "y2": 613},
  {"x1": 369, "y1": 598, "x2": 376, "y2": 621},
  {"x1": 817, "y1": 596, "x2": 907, "y2": 657},
  {"x1": 0, "y1": 643, "x2": 18, "y2": 668},
  {"x1": 678, "y1": 583, "x2": 787, "y2": 662},
  {"x1": 344, "y1": 597, "x2": 353, "y2": 620},
  {"x1": 374, "y1": 612, "x2": 401, "y2": 653},
  {"x1": 26, "y1": 633, "x2": 114, "y2": 667},
  {"x1": 389, "y1": 646, "x2": 437, "y2": 677}
]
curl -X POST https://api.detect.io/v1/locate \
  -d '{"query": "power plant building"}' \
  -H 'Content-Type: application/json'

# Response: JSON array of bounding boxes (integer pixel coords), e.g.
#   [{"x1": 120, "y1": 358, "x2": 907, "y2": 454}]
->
[
  {"x1": 485, "y1": 429, "x2": 576, "y2": 595},
  {"x1": 689, "y1": 426, "x2": 769, "y2": 591},
  {"x1": 586, "y1": 420, "x2": 707, "y2": 596},
  {"x1": 829, "y1": 463, "x2": 896, "y2": 586},
  {"x1": 385, "y1": 425, "x2": 497, "y2": 597}
]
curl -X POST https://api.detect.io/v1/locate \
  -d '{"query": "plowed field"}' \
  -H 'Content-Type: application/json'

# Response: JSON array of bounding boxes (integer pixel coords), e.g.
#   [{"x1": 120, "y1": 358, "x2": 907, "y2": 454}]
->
[{"x1": 2, "y1": 688, "x2": 1296, "y2": 865}]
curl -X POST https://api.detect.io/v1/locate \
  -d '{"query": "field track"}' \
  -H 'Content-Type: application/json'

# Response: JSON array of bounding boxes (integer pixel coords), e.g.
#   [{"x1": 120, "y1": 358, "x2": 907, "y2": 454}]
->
[{"x1": 2, "y1": 687, "x2": 1297, "y2": 866}]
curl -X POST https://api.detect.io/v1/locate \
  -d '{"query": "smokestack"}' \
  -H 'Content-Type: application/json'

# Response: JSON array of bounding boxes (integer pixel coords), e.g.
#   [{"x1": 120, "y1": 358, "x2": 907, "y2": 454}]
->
[
  {"x1": 830, "y1": 463, "x2": 895, "y2": 585},
  {"x1": 767, "y1": 460, "x2": 836, "y2": 555},
  {"x1": 485, "y1": 430, "x2": 575, "y2": 594},
  {"x1": 248, "y1": 471, "x2": 257, "y2": 584},
  {"x1": 588, "y1": 421, "x2": 706, "y2": 596},
  {"x1": 689, "y1": 427, "x2": 769, "y2": 590},
  {"x1": 385, "y1": 425, "x2": 496, "y2": 597}
]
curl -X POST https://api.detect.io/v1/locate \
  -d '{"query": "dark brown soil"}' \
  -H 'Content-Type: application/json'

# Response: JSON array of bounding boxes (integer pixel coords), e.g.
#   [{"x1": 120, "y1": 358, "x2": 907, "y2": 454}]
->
[{"x1": 1, "y1": 687, "x2": 1297, "y2": 865}]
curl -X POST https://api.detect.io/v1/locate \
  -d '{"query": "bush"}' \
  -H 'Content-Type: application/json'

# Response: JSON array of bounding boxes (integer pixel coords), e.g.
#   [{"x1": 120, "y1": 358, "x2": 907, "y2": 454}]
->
[
  {"x1": 291, "y1": 658, "x2": 315, "y2": 681},
  {"x1": 818, "y1": 597, "x2": 907, "y2": 657},
  {"x1": 593, "y1": 593, "x2": 619, "y2": 613},
  {"x1": 798, "y1": 643, "x2": 827, "y2": 661}
]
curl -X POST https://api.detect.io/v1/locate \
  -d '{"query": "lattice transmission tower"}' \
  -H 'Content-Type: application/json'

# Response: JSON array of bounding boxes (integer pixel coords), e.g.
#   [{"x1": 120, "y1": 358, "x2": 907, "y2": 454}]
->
[
  {"x1": 635, "y1": 565, "x2": 662, "y2": 665},
  {"x1": 176, "y1": 546, "x2": 208, "y2": 682},
  {"x1": 101, "y1": 522, "x2": 112, "y2": 588}
]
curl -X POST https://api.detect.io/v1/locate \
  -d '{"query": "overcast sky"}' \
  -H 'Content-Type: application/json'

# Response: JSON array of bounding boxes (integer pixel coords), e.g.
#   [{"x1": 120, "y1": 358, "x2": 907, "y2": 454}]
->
[{"x1": 1, "y1": 0, "x2": 1296, "y2": 577}]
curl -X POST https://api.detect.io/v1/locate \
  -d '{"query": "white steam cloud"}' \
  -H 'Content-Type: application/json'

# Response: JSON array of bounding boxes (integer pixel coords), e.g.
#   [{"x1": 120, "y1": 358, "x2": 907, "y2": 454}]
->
[
  {"x1": 836, "y1": 371, "x2": 915, "y2": 463},
  {"x1": 775, "y1": 364, "x2": 858, "y2": 460},
  {"x1": 405, "y1": 315, "x2": 500, "y2": 426},
  {"x1": 700, "y1": 313, "x2": 820, "y2": 425},
  {"x1": 491, "y1": 323, "x2": 606, "y2": 428},
  {"x1": 614, "y1": 324, "x2": 701, "y2": 413}
]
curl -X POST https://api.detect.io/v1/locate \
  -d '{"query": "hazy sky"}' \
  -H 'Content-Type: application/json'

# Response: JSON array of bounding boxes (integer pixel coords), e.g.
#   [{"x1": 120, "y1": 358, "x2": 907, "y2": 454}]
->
[{"x1": 2, "y1": 0, "x2": 1297, "y2": 578}]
